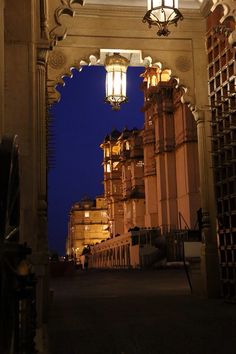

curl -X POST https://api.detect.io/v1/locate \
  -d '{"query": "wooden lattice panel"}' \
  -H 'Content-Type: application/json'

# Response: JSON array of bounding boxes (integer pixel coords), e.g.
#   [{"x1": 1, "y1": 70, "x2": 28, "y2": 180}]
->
[{"x1": 207, "y1": 25, "x2": 236, "y2": 299}]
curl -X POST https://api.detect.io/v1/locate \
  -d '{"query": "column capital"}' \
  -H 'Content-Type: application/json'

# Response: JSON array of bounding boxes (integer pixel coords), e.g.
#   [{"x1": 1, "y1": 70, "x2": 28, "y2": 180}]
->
[
  {"x1": 188, "y1": 105, "x2": 205, "y2": 125},
  {"x1": 37, "y1": 48, "x2": 49, "y2": 66}
]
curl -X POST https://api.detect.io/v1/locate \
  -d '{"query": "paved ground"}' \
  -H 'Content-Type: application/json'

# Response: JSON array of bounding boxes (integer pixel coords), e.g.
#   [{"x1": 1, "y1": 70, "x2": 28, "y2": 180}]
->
[{"x1": 48, "y1": 269, "x2": 236, "y2": 354}]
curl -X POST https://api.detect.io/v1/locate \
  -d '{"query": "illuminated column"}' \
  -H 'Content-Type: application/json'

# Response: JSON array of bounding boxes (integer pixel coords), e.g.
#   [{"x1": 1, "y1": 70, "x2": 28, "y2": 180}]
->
[
  {"x1": 154, "y1": 83, "x2": 178, "y2": 231},
  {"x1": 192, "y1": 107, "x2": 220, "y2": 297},
  {"x1": 142, "y1": 82, "x2": 159, "y2": 227}
]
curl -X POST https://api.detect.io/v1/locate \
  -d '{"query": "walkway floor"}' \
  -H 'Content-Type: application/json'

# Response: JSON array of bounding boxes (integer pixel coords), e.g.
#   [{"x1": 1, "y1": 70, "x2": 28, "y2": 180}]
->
[{"x1": 48, "y1": 269, "x2": 236, "y2": 354}]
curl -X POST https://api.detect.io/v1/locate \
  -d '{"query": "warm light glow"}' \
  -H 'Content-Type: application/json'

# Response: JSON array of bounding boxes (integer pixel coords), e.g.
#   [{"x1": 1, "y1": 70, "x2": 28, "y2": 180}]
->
[
  {"x1": 146, "y1": 67, "x2": 161, "y2": 88},
  {"x1": 105, "y1": 148, "x2": 110, "y2": 157},
  {"x1": 141, "y1": 66, "x2": 172, "y2": 88},
  {"x1": 113, "y1": 161, "x2": 119, "y2": 170},
  {"x1": 105, "y1": 53, "x2": 129, "y2": 111},
  {"x1": 160, "y1": 69, "x2": 171, "y2": 82},
  {"x1": 148, "y1": 0, "x2": 179, "y2": 10},
  {"x1": 112, "y1": 145, "x2": 120, "y2": 155},
  {"x1": 149, "y1": 0, "x2": 179, "y2": 22},
  {"x1": 106, "y1": 163, "x2": 111, "y2": 173}
]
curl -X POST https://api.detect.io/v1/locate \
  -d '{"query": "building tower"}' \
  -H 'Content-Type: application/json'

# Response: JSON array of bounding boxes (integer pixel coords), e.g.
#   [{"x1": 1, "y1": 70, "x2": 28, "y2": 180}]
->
[
  {"x1": 118, "y1": 128, "x2": 145, "y2": 232},
  {"x1": 100, "y1": 130, "x2": 124, "y2": 237},
  {"x1": 142, "y1": 68, "x2": 201, "y2": 233},
  {"x1": 66, "y1": 196, "x2": 109, "y2": 259}
]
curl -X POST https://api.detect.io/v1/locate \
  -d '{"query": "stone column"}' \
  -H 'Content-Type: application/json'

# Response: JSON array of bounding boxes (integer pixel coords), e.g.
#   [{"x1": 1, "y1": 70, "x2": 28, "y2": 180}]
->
[
  {"x1": 0, "y1": 0, "x2": 4, "y2": 135},
  {"x1": 155, "y1": 84, "x2": 178, "y2": 231},
  {"x1": 143, "y1": 120, "x2": 158, "y2": 227},
  {"x1": 36, "y1": 48, "x2": 48, "y2": 253},
  {"x1": 192, "y1": 107, "x2": 220, "y2": 297},
  {"x1": 40, "y1": 0, "x2": 49, "y2": 40},
  {"x1": 34, "y1": 47, "x2": 50, "y2": 326}
]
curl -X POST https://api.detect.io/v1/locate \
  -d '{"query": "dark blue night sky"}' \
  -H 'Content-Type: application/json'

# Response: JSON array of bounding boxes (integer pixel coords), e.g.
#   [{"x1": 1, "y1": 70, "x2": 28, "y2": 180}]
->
[{"x1": 48, "y1": 66, "x2": 145, "y2": 255}]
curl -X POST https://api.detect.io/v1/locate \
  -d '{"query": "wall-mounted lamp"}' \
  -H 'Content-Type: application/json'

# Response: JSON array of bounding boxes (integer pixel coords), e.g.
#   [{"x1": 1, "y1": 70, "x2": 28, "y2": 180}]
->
[
  {"x1": 142, "y1": 0, "x2": 183, "y2": 37},
  {"x1": 104, "y1": 53, "x2": 129, "y2": 111}
]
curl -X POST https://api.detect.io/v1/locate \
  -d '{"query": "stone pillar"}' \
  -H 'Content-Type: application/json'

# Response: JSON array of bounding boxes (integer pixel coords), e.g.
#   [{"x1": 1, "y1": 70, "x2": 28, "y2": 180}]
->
[
  {"x1": 155, "y1": 84, "x2": 178, "y2": 231},
  {"x1": 40, "y1": 0, "x2": 49, "y2": 40},
  {"x1": 0, "y1": 0, "x2": 4, "y2": 135},
  {"x1": 33, "y1": 48, "x2": 50, "y2": 326},
  {"x1": 192, "y1": 107, "x2": 220, "y2": 297},
  {"x1": 143, "y1": 122, "x2": 158, "y2": 227},
  {"x1": 36, "y1": 48, "x2": 48, "y2": 253},
  {"x1": 163, "y1": 112, "x2": 178, "y2": 230}
]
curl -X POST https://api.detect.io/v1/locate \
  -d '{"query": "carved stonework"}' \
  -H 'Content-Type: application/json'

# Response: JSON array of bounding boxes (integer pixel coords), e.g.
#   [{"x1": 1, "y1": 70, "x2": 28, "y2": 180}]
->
[
  {"x1": 40, "y1": 0, "x2": 49, "y2": 40},
  {"x1": 211, "y1": 0, "x2": 236, "y2": 22},
  {"x1": 48, "y1": 50, "x2": 67, "y2": 69},
  {"x1": 211, "y1": 0, "x2": 236, "y2": 46},
  {"x1": 49, "y1": 0, "x2": 84, "y2": 45},
  {"x1": 188, "y1": 105, "x2": 205, "y2": 125},
  {"x1": 175, "y1": 56, "x2": 192, "y2": 72},
  {"x1": 37, "y1": 48, "x2": 49, "y2": 66}
]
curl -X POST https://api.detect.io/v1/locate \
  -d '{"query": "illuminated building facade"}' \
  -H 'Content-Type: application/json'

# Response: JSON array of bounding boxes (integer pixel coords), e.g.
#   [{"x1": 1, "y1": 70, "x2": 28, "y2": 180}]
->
[
  {"x1": 142, "y1": 72, "x2": 201, "y2": 232},
  {"x1": 66, "y1": 196, "x2": 109, "y2": 259},
  {"x1": 100, "y1": 130, "x2": 124, "y2": 237},
  {"x1": 119, "y1": 128, "x2": 145, "y2": 233},
  {"x1": 101, "y1": 128, "x2": 146, "y2": 236},
  {"x1": 101, "y1": 72, "x2": 201, "y2": 237}
]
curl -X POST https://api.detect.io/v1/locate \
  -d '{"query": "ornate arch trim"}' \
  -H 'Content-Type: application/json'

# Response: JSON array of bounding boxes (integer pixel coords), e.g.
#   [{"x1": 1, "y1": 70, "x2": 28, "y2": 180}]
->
[
  {"x1": 211, "y1": 0, "x2": 236, "y2": 46},
  {"x1": 47, "y1": 50, "x2": 193, "y2": 108}
]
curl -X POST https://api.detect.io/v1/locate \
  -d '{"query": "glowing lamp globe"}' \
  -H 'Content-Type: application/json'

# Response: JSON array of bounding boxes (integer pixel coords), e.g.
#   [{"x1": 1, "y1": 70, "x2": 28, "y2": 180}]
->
[{"x1": 104, "y1": 53, "x2": 129, "y2": 111}]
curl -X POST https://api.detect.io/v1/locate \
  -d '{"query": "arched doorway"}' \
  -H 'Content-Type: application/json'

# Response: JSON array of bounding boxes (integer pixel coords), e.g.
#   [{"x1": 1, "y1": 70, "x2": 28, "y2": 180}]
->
[{"x1": 48, "y1": 64, "x2": 144, "y2": 255}]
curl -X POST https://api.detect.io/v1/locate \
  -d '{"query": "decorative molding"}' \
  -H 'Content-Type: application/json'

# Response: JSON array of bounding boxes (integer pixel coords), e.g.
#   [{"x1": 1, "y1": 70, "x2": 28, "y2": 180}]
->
[
  {"x1": 175, "y1": 55, "x2": 192, "y2": 72},
  {"x1": 40, "y1": 0, "x2": 49, "y2": 40},
  {"x1": 37, "y1": 49, "x2": 48, "y2": 201},
  {"x1": 47, "y1": 50, "x2": 196, "y2": 110},
  {"x1": 49, "y1": 0, "x2": 84, "y2": 45},
  {"x1": 211, "y1": 0, "x2": 235, "y2": 21},
  {"x1": 47, "y1": 51, "x2": 171, "y2": 105},
  {"x1": 37, "y1": 48, "x2": 49, "y2": 66},
  {"x1": 188, "y1": 104, "x2": 205, "y2": 125},
  {"x1": 48, "y1": 50, "x2": 67, "y2": 69}
]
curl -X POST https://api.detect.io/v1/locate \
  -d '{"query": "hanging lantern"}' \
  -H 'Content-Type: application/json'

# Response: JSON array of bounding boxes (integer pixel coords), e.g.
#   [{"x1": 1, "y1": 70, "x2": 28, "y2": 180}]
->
[
  {"x1": 142, "y1": 0, "x2": 183, "y2": 37},
  {"x1": 104, "y1": 53, "x2": 129, "y2": 111}
]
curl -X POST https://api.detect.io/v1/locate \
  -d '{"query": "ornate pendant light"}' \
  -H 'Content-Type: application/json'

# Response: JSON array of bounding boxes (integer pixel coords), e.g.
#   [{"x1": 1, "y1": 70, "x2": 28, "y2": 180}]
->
[
  {"x1": 142, "y1": 0, "x2": 183, "y2": 37},
  {"x1": 104, "y1": 53, "x2": 129, "y2": 111}
]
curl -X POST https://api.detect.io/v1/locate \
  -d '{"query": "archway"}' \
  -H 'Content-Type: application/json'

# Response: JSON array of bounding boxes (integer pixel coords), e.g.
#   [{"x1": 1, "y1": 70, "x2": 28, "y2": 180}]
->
[{"x1": 48, "y1": 64, "x2": 145, "y2": 255}]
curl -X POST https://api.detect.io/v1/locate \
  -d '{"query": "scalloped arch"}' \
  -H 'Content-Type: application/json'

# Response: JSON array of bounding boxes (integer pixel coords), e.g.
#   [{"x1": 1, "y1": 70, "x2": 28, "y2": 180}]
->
[
  {"x1": 211, "y1": 0, "x2": 236, "y2": 45},
  {"x1": 47, "y1": 51, "x2": 193, "y2": 108}
]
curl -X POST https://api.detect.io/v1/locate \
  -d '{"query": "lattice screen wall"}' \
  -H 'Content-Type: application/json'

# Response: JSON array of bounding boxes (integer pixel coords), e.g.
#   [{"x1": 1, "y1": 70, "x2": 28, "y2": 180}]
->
[{"x1": 207, "y1": 18, "x2": 236, "y2": 299}]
